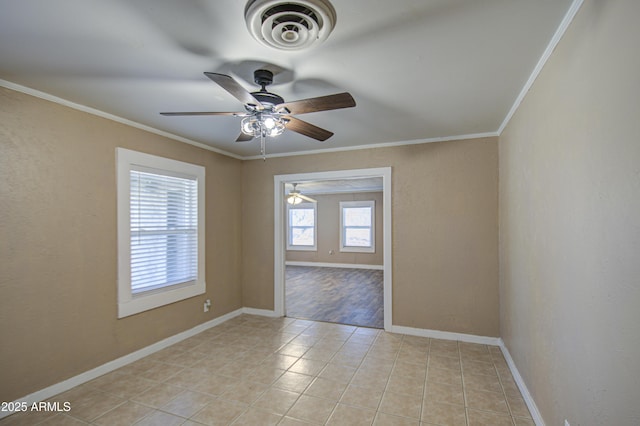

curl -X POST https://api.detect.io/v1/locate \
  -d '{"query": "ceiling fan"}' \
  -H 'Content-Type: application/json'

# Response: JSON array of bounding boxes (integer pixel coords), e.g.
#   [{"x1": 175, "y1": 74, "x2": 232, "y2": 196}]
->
[
  {"x1": 287, "y1": 183, "x2": 316, "y2": 205},
  {"x1": 161, "y1": 69, "x2": 356, "y2": 156}
]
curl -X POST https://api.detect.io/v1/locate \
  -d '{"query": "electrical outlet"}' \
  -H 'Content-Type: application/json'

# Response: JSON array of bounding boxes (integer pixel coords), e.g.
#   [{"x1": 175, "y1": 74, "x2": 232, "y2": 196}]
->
[{"x1": 203, "y1": 299, "x2": 211, "y2": 312}]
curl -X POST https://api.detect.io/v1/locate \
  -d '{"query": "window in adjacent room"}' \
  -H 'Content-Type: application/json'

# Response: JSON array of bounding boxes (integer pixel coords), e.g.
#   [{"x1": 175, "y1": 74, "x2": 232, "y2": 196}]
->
[
  {"x1": 287, "y1": 202, "x2": 317, "y2": 251},
  {"x1": 340, "y1": 200, "x2": 375, "y2": 253},
  {"x1": 116, "y1": 148, "x2": 205, "y2": 318}
]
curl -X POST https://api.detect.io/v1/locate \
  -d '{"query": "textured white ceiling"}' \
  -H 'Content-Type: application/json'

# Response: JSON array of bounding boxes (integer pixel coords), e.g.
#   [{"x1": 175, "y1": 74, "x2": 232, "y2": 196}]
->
[
  {"x1": 0, "y1": 0, "x2": 574, "y2": 158},
  {"x1": 285, "y1": 178, "x2": 383, "y2": 195}
]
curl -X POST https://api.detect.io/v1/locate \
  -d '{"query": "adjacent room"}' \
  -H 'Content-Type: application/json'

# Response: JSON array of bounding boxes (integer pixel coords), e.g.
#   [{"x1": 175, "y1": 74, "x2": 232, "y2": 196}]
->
[
  {"x1": 283, "y1": 179, "x2": 385, "y2": 328},
  {"x1": 1, "y1": 1, "x2": 638, "y2": 425}
]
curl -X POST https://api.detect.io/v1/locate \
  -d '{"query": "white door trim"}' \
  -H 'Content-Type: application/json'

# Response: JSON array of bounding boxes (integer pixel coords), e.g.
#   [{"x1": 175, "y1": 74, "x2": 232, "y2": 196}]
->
[{"x1": 274, "y1": 167, "x2": 393, "y2": 330}]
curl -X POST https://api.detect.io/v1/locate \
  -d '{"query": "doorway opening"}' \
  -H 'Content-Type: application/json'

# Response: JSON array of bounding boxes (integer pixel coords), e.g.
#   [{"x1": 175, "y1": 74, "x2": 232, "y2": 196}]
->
[{"x1": 273, "y1": 168, "x2": 392, "y2": 331}]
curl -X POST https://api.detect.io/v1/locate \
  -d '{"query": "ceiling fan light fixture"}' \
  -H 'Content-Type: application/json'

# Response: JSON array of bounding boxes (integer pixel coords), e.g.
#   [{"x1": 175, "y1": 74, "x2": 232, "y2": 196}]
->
[
  {"x1": 269, "y1": 121, "x2": 286, "y2": 136},
  {"x1": 263, "y1": 116, "x2": 276, "y2": 129},
  {"x1": 245, "y1": 0, "x2": 336, "y2": 51},
  {"x1": 287, "y1": 194, "x2": 303, "y2": 205},
  {"x1": 160, "y1": 68, "x2": 355, "y2": 159},
  {"x1": 286, "y1": 183, "x2": 317, "y2": 204},
  {"x1": 241, "y1": 113, "x2": 286, "y2": 137}
]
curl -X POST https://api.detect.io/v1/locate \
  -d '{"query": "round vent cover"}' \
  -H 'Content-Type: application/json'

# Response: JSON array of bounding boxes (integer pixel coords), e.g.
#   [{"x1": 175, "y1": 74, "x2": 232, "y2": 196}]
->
[{"x1": 245, "y1": 0, "x2": 336, "y2": 51}]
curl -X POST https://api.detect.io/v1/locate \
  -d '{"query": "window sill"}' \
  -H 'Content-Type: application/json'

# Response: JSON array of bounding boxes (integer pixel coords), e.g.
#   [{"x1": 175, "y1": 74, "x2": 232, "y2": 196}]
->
[
  {"x1": 118, "y1": 280, "x2": 205, "y2": 318},
  {"x1": 286, "y1": 246, "x2": 317, "y2": 252},
  {"x1": 340, "y1": 247, "x2": 376, "y2": 253}
]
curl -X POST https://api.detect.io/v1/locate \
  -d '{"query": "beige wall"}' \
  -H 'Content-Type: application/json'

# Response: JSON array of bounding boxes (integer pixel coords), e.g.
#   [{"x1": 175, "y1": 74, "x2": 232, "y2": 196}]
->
[
  {"x1": 286, "y1": 192, "x2": 384, "y2": 266},
  {"x1": 0, "y1": 66, "x2": 499, "y2": 403},
  {"x1": 499, "y1": 1, "x2": 640, "y2": 424},
  {"x1": 0, "y1": 88, "x2": 243, "y2": 401},
  {"x1": 243, "y1": 138, "x2": 499, "y2": 336}
]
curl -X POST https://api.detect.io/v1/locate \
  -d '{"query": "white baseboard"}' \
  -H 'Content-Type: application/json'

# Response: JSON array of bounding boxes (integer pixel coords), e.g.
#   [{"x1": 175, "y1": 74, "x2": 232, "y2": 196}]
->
[
  {"x1": 390, "y1": 324, "x2": 501, "y2": 346},
  {"x1": 285, "y1": 261, "x2": 384, "y2": 270},
  {"x1": 498, "y1": 339, "x2": 546, "y2": 426},
  {"x1": 0, "y1": 308, "x2": 245, "y2": 420},
  {"x1": 242, "y1": 307, "x2": 279, "y2": 317}
]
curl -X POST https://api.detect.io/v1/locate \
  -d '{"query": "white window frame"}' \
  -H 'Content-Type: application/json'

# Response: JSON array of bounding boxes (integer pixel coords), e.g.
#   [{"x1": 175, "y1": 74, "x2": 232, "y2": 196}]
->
[
  {"x1": 286, "y1": 202, "x2": 317, "y2": 251},
  {"x1": 340, "y1": 200, "x2": 375, "y2": 253},
  {"x1": 116, "y1": 148, "x2": 205, "y2": 318}
]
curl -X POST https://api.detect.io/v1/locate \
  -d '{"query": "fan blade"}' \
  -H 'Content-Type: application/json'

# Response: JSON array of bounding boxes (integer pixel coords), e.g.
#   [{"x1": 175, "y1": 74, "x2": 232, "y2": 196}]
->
[
  {"x1": 236, "y1": 132, "x2": 254, "y2": 142},
  {"x1": 277, "y1": 92, "x2": 355, "y2": 115},
  {"x1": 284, "y1": 116, "x2": 334, "y2": 141},
  {"x1": 160, "y1": 111, "x2": 246, "y2": 116},
  {"x1": 298, "y1": 193, "x2": 317, "y2": 203},
  {"x1": 204, "y1": 72, "x2": 262, "y2": 107}
]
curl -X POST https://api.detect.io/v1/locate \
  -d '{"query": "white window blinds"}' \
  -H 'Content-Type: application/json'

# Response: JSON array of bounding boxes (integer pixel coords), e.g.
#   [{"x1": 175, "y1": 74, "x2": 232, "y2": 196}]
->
[{"x1": 129, "y1": 169, "x2": 198, "y2": 294}]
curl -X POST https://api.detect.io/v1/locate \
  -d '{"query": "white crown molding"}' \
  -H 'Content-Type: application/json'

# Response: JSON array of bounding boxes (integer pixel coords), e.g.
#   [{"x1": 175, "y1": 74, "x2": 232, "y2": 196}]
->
[
  {"x1": 244, "y1": 132, "x2": 499, "y2": 161},
  {"x1": 0, "y1": 79, "x2": 243, "y2": 160},
  {"x1": 497, "y1": 0, "x2": 585, "y2": 135}
]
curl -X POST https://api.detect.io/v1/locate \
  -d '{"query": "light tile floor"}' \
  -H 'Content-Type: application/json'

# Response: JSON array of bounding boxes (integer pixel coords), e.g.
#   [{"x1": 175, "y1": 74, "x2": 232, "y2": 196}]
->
[{"x1": 1, "y1": 315, "x2": 533, "y2": 425}]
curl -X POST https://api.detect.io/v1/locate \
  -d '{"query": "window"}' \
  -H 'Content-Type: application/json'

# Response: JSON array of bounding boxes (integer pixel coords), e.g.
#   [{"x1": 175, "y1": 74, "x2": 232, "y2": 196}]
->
[
  {"x1": 340, "y1": 200, "x2": 375, "y2": 253},
  {"x1": 287, "y1": 202, "x2": 317, "y2": 251},
  {"x1": 116, "y1": 148, "x2": 205, "y2": 318}
]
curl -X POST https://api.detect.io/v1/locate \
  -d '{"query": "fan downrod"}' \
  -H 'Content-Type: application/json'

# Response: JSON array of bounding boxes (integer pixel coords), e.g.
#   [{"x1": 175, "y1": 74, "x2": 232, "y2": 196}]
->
[{"x1": 254, "y1": 69, "x2": 274, "y2": 90}]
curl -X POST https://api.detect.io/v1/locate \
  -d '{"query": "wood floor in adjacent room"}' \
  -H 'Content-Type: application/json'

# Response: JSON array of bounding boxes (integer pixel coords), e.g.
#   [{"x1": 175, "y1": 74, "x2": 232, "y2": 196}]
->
[{"x1": 285, "y1": 266, "x2": 384, "y2": 329}]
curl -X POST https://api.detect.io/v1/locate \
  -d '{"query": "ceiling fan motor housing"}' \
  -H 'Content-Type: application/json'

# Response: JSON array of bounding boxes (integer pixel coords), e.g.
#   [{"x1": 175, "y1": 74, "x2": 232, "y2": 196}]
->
[
  {"x1": 245, "y1": 0, "x2": 337, "y2": 51},
  {"x1": 251, "y1": 91, "x2": 285, "y2": 106},
  {"x1": 250, "y1": 69, "x2": 285, "y2": 106}
]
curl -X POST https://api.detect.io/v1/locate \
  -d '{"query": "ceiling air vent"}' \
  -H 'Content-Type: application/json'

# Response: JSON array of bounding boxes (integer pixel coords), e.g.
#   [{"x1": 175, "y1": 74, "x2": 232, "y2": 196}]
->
[{"x1": 245, "y1": 0, "x2": 336, "y2": 51}]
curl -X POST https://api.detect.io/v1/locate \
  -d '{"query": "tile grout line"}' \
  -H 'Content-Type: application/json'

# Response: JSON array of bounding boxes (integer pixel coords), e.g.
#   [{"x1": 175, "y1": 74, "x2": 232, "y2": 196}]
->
[
  {"x1": 418, "y1": 336, "x2": 432, "y2": 424},
  {"x1": 370, "y1": 339, "x2": 397, "y2": 423},
  {"x1": 459, "y1": 341, "x2": 471, "y2": 426},
  {"x1": 271, "y1": 318, "x2": 318, "y2": 424},
  {"x1": 178, "y1": 317, "x2": 309, "y2": 425},
  {"x1": 127, "y1": 319, "x2": 362, "y2": 425},
  {"x1": 496, "y1": 345, "x2": 516, "y2": 424},
  {"x1": 462, "y1": 344, "x2": 519, "y2": 426},
  {"x1": 494, "y1": 350, "x2": 517, "y2": 426},
  {"x1": 321, "y1": 325, "x2": 378, "y2": 425},
  {"x1": 275, "y1": 320, "x2": 364, "y2": 425}
]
